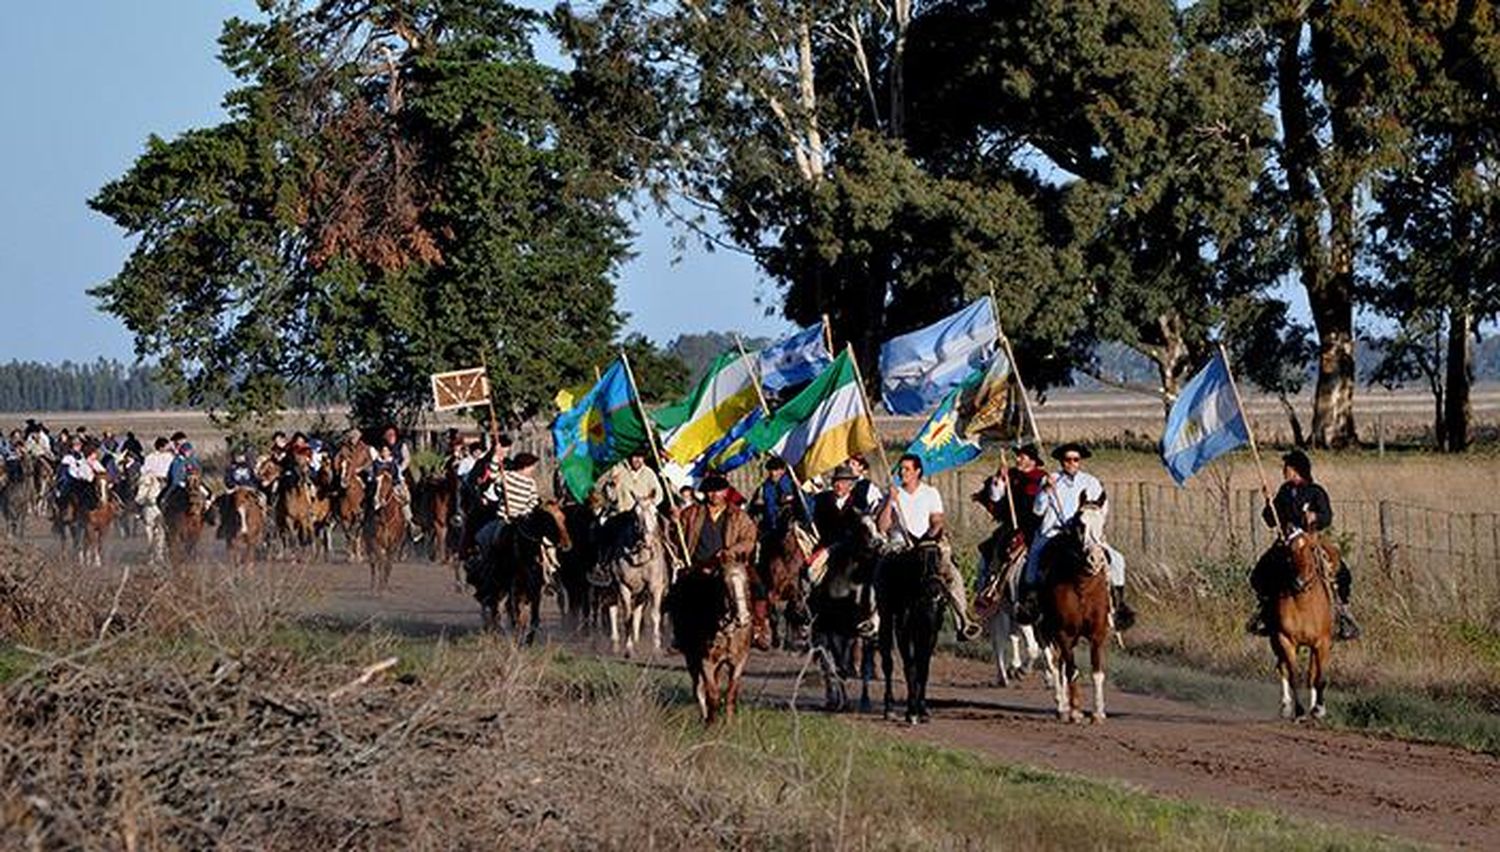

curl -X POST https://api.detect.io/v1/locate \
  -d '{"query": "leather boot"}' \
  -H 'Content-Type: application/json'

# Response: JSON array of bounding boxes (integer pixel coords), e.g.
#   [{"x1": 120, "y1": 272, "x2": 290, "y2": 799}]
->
[
  {"x1": 939, "y1": 557, "x2": 982, "y2": 641},
  {"x1": 1110, "y1": 584, "x2": 1136, "y2": 631}
]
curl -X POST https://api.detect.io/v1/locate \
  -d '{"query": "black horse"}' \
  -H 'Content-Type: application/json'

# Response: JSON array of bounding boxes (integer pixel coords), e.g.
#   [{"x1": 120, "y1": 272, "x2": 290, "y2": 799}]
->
[
  {"x1": 555, "y1": 501, "x2": 599, "y2": 631},
  {"x1": 875, "y1": 541, "x2": 948, "y2": 724},
  {"x1": 465, "y1": 502, "x2": 571, "y2": 644},
  {"x1": 810, "y1": 519, "x2": 879, "y2": 712}
]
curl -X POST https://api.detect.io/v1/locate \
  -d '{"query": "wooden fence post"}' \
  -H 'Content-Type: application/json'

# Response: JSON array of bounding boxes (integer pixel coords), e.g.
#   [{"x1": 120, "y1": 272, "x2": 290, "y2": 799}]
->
[
  {"x1": 1137, "y1": 481, "x2": 1150, "y2": 558},
  {"x1": 1377, "y1": 500, "x2": 1395, "y2": 575}
]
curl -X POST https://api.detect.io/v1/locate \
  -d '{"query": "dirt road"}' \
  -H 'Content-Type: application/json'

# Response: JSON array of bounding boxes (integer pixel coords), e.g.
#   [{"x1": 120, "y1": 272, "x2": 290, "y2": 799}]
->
[{"x1": 299, "y1": 552, "x2": 1499, "y2": 849}]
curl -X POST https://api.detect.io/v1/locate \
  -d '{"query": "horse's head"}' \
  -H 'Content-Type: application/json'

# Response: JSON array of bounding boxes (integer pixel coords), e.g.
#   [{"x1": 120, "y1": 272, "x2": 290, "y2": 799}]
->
[
  {"x1": 541, "y1": 500, "x2": 572, "y2": 553},
  {"x1": 1070, "y1": 491, "x2": 1109, "y2": 576},
  {"x1": 371, "y1": 468, "x2": 396, "y2": 510}
]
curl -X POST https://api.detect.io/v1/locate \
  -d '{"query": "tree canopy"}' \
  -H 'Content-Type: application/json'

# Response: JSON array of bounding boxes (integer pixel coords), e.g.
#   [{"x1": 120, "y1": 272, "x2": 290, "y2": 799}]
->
[{"x1": 92, "y1": 0, "x2": 633, "y2": 428}]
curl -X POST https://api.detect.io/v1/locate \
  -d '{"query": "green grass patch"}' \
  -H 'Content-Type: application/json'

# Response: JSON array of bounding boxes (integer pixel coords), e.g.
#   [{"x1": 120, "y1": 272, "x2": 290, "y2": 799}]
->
[{"x1": 1110, "y1": 652, "x2": 1500, "y2": 756}]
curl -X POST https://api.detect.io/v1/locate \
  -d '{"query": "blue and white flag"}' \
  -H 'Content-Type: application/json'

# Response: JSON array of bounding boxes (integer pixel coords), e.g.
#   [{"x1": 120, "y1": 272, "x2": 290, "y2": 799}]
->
[
  {"x1": 1160, "y1": 353, "x2": 1251, "y2": 485},
  {"x1": 879, "y1": 297, "x2": 998, "y2": 415},
  {"x1": 759, "y1": 323, "x2": 833, "y2": 395}
]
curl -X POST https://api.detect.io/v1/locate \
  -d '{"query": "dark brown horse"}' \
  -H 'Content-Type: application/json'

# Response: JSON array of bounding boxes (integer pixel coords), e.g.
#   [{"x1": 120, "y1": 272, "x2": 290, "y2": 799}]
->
[
  {"x1": 364, "y1": 468, "x2": 404, "y2": 593},
  {"x1": 412, "y1": 471, "x2": 458, "y2": 573},
  {"x1": 0, "y1": 458, "x2": 30, "y2": 537},
  {"x1": 1037, "y1": 494, "x2": 1113, "y2": 723},
  {"x1": 67, "y1": 477, "x2": 117, "y2": 567},
  {"x1": 669, "y1": 564, "x2": 752, "y2": 724},
  {"x1": 1265, "y1": 531, "x2": 1335, "y2": 719},
  {"x1": 876, "y1": 540, "x2": 948, "y2": 724},
  {"x1": 163, "y1": 471, "x2": 207, "y2": 567},
  {"x1": 274, "y1": 458, "x2": 317, "y2": 559},
  {"x1": 466, "y1": 502, "x2": 571, "y2": 644}
]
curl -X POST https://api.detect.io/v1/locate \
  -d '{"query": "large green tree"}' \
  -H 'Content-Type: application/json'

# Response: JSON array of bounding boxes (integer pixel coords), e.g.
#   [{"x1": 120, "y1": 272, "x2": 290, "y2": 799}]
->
[
  {"x1": 91, "y1": 0, "x2": 630, "y2": 427},
  {"x1": 1364, "y1": 0, "x2": 1500, "y2": 451}
]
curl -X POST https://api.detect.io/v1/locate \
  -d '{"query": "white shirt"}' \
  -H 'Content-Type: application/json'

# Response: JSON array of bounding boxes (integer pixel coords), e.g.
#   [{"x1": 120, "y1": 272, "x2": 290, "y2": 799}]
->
[
  {"x1": 141, "y1": 450, "x2": 174, "y2": 480},
  {"x1": 63, "y1": 455, "x2": 94, "y2": 483},
  {"x1": 892, "y1": 482, "x2": 944, "y2": 539},
  {"x1": 456, "y1": 456, "x2": 477, "y2": 478},
  {"x1": 1035, "y1": 470, "x2": 1106, "y2": 537}
]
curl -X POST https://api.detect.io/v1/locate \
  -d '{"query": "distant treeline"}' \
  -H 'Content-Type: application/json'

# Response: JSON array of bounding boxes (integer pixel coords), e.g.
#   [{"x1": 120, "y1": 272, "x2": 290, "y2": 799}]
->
[{"x1": 0, "y1": 359, "x2": 344, "y2": 412}]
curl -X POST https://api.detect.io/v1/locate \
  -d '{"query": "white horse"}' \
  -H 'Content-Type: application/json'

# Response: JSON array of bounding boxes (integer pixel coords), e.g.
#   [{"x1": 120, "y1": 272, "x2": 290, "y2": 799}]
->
[
  {"x1": 975, "y1": 535, "x2": 1046, "y2": 688},
  {"x1": 603, "y1": 503, "x2": 671, "y2": 658},
  {"x1": 135, "y1": 474, "x2": 167, "y2": 567}
]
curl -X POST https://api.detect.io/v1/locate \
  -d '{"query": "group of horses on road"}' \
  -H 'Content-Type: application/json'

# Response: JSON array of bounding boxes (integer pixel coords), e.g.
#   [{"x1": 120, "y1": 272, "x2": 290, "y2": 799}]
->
[{"x1": 0, "y1": 436, "x2": 1337, "y2": 728}]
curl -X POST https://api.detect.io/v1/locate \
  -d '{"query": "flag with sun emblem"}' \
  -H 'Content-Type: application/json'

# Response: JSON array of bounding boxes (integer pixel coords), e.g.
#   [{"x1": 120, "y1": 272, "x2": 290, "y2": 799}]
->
[
  {"x1": 552, "y1": 358, "x2": 648, "y2": 501},
  {"x1": 1160, "y1": 351, "x2": 1249, "y2": 485},
  {"x1": 899, "y1": 371, "x2": 983, "y2": 477}
]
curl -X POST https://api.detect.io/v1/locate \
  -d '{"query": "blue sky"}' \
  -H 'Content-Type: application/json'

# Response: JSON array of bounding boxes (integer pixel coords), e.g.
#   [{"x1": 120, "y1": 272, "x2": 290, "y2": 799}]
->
[{"x1": 0, "y1": 1, "x2": 787, "y2": 365}]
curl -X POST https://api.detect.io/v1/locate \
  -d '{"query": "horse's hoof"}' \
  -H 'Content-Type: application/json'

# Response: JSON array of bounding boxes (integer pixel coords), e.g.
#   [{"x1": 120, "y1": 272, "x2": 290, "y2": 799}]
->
[
  {"x1": 1056, "y1": 709, "x2": 1070, "y2": 722},
  {"x1": 905, "y1": 714, "x2": 919, "y2": 727},
  {"x1": 1280, "y1": 704, "x2": 1296, "y2": 721},
  {"x1": 1069, "y1": 709, "x2": 1085, "y2": 724},
  {"x1": 917, "y1": 711, "x2": 932, "y2": 725},
  {"x1": 858, "y1": 698, "x2": 872, "y2": 715},
  {"x1": 1311, "y1": 705, "x2": 1327, "y2": 720},
  {"x1": 1090, "y1": 711, "x2": 1106, "y2": 724},
  {"x1": 883, "y1": 708, "x2": 898, "y2": 722}
]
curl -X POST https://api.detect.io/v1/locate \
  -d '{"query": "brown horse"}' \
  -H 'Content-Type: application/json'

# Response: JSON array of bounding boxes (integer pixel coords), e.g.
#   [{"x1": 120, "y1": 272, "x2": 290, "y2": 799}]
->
[
  {"x1": 1265, "y1": 531, "x2": 1335, "y2": 720},
  {"x1": 412, "y1": 471, "x2": 457, "y2": 570},
  {"x1": 1037, "y1": 494, "x2": 1113, "y2": 723},
  {"x1": 163, "y1": 471, "x2": 208, "y2": 567},
  {"x1": 332, "y1": 441, "x2": 369, "y2": 561},
  {"x1": 364, "y1": 468, "x2": 404, "y2": 593},
  {"x1": 223, "y1": 487, "x2": 267, "y2": 568},
  {"x1": 0, "y1": 458, "x2": 30, "y2": 537},
  {"x1": 758, "y1": 507, "x2": 814, "y2": 650},
  {"x1": 668, "y1": 565, "x2": 752, "y2": 724},
  {"x1": 274, "y1": 458, "x2": 317, "y2": 559},
  {"x1": 71, "y1": 477, "x2": 118, "y2": 568}
]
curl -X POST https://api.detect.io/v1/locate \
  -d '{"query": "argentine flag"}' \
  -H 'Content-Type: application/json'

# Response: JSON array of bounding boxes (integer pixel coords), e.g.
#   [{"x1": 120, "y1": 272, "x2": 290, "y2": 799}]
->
[{"x1": 1160, "y1": 353, "x2": 1250, "y2": 485}]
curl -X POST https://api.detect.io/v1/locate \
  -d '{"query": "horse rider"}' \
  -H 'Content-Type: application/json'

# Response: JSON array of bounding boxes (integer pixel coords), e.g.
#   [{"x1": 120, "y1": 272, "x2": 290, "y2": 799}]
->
[
  {"x1": 811, "y1": 464, "x2": 881, "y2": 634},
  {"x1": 121, "y1": 431, "x2": 144, "y2": 463},
  {"x1": 23, "y1": 421, "x2": 54, "y2": 461},
  {"x1": 877, "y1": 453, "x2": 983, "y2": 641},
  {"x1": 747, "y1": 457, "x2": 808, "y2": 536},
  {"x1": 1016, "y1": 443, "x2": 1133, "y2": 628},
  {"x1": 845, "y1": 454, "x2": 882, "y2": 516},
  {"x1": 224, "y1": 449, "x2": 260, "y2": 493},
  {"x1": 679, "y1": 474, "x2": 756, "y2": 631},
  {"x1": 140, "y1": 436, "x2": 174, "y2": 490},
  {"x1": 166, "y1": 441, "x2": 204, "y2": 501},
  {"x1": 499, "y1": 452, "x2": 542, "y2": 523},
  {"x1": 601, "y1": 447, "x2": 663, "y2": 518},
  {"x1": 1249, "y1": 449, "x2": 1361, "y2": 641},
  {"x1": 972, "y1": 444, "x2": 1047, "y2": 601},
  {"x1": 56, "y1": 437, "x2": 99, "y2": 522}
]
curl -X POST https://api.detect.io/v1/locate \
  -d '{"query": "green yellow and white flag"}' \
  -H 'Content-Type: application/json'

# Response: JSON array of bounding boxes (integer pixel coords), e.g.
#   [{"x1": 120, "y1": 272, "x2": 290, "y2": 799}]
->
[
  {"x1": 651, "y1": 351, "x2": 760, "y2": 464},
  {"x1": 745, "y1": 351, "x2": 878, "y2": 480}
]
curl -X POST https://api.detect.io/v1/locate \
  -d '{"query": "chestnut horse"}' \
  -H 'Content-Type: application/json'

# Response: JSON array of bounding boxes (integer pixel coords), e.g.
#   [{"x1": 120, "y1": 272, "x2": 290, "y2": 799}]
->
[
  {"x1": 364, "y1": 468, "x2": 404, "y2": 593},
  {"x1": 1266, "y1": 531, "x2": 1335, "y2": 719},
  {"x1": 163, "y1": 471, "x2": 207, "y2": 567},
  {"x1": 757, "y1": 506, "x2": 814, "y2": 650},
  {"x1": 274, "y1": 459, "x2": 317, "y2": 559},
  {"x1": 331, "y1": 441, "x2": 368, "y2": 561},
  {"x1": 61, "y1": 477, "x2": 117, "y2": 567},
  {"x1": 223, "y1": 487, "x2": 267, "y2": 569},
  {"x1": 668, "y1": 565, "x2": 752, "y2": 724},
  {"x1": 1037, "y1": 494, "x2": 1113, "y2": 723},
  {"x1": 413, "y1": 471, "x2": 457, "y2": 571}
]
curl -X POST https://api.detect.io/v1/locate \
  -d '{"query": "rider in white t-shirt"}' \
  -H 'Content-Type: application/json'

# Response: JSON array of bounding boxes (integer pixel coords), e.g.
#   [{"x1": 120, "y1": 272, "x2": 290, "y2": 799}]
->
[{"x1": 877, "y1": 453, "x2": 982, "y2": 640}]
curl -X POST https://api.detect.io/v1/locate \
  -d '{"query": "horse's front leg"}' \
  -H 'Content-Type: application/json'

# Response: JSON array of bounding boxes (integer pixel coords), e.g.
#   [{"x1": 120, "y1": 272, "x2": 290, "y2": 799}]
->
[
  {"x1": 880, "y1": 622, "x2": 897, "y2": 721},
  {"x1": 1049, "y1": 642, "x2": 1071, "y2": 721},
  {"x1": 1089, "y1": 634, "x2": 1107, "y2": 723},
  {"x1": 1309, "y1": 637, "x2": 1330, "y2": 720},
  {"x1": 1272, "y1": 634, "x2": 1301, "y2": 719}
]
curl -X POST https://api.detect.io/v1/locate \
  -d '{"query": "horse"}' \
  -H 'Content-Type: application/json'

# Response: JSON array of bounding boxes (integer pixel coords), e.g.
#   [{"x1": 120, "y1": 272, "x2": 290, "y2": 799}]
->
[
  {"x1": 331, "y1": 441, "x2": 369, "y2": 561},
  {"x1": 363, "y1": 468, "x2": 404, "y2": 593},
  {"x1": 1036, "y1": 494, "x2": 1114, "y2": 723},
  {"x1": 56, "y1": 477, "x2": 117, "y2": 567},
  {"x1": 0, "y1": 458, "x2": 30, "y2": 537},
  {"x1": 668, "y1": 565, "x2": 751, "y2": 724},
  {"x1": 556, "y1": 500, "x2": 600, "y2": 631},
  {"x1": 274, "y1": 458, "x2": 317, "y2": 559},
  {"x1": 27, "y1": 455, "x2": 54, "y2": 517},
  {"x1": 757, "y1": 505, "x2": 814, "y2": 650},
  {"x1": 463, "y1": 503, "x2": 570, "y2": 637},
  {"x1": 975, "y1": 530, "x2": 1044, "y2": 687},
  {"x1": 413, "y1": 471, "x2": 457, "y2": 568},
  {"x1": 134, "y1": 474, "x2": 168, "y2": 567},
  {"x1": 221, "y1": 487, "x2": 268, "y2": 569},
  {"x1": 596, "y1": 503, "x2": 671, "y2": 658},
  {"x1": 1262, "y1": 531, "x2": 1335, "y2": 720},
  {"x1": 875, "y1": 538, "x2": 949, "y2": 725},
  {"x1": 163, "y1": 471, "x2": 208, "y2": 567},
  {"x1": 809, "y1": 517, "x2": 880, "y2": 712}
]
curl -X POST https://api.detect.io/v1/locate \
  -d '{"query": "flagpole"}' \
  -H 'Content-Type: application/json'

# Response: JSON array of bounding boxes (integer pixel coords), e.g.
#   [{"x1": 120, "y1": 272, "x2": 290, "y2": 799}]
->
[
  {"x1": 619, "y1": 348, "x2": 694, "y2": 565},
  {"x1": 478, "y1": 349, "x2": 509, "y2": 515},
  {"x1": 821, "y1": 313, "x2": 835, "y2": 356},
  {"x1": 843, "y1": 342, "x2": 916, "y2": 537},
  {"x1": 995, "y1": 323, "x2": 1069, "y2": 526},
  {"x1": 735, "y1": 333, "x2": 820, "y2": 541},
  {"x1": 1217, "y1": 341, "x2": 1283, "y2": 537}
]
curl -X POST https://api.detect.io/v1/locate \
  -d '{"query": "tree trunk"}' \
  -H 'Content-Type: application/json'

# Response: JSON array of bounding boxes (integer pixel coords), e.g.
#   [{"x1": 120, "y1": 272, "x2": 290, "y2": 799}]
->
[
  {"x1": 1307, "y1": 271, "x2": 1358, "y2": 449},
  {"x1": 1443, "y1": 306, "x2": 1472, "y2": 452}
]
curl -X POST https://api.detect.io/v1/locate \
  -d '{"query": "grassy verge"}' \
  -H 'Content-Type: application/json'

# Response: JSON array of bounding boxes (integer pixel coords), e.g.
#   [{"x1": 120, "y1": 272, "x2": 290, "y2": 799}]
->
[{"x1": 550, "y1": 653, "x2": 1412, "y2": 851}]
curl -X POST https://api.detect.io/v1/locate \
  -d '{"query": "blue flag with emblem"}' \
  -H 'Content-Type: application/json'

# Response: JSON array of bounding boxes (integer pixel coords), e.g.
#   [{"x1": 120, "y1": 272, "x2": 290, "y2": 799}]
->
[
  {"x1": 879, "y1": 297, "x2": 997, "y2": 415},
  {"x1": 551, "y1": 359, "x2": 648, "y2": 501},
  {"x1": 758, "y1": 323, "x2": 833, "y2": 395},
  {"x1": 1160, "y1": 352, "x2": 1250, "y2": 485},
  {"x1": 899, "y1": 372, "x2": 983, "y2": 477}
]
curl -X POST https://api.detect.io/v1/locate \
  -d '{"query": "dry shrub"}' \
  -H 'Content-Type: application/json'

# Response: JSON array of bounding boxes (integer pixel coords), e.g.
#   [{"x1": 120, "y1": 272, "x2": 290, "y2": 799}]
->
[{"x1": 0, "y1": 637, "x2": 820, "y2": 850}]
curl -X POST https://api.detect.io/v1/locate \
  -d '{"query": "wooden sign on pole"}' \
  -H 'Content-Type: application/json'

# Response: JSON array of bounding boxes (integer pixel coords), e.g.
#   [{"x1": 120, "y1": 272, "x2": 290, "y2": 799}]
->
[{"x1": 430, "y1": 367, "x2": 491, "y2": 412}]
